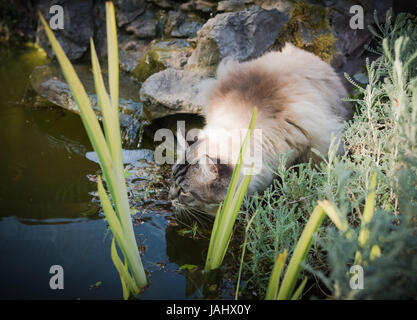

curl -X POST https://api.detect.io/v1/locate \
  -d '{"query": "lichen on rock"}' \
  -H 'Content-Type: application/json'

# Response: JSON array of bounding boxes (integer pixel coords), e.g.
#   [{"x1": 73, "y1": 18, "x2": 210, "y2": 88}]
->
[
  {"x1": 274, "y1": 1, "x2": 337, "y2": 64},
  {"x1": 133, "y1": 39, "x2": 192, "y2": 82}
]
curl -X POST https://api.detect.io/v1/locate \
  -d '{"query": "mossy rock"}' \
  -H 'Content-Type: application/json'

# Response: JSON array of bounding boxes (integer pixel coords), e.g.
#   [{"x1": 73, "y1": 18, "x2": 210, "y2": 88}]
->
[
  {"x1": 133, "y1": 39, "x2": 192, "y2": 83},
  {"x1": 274, "y1": 1, "x2": 337, "y2": 64}
]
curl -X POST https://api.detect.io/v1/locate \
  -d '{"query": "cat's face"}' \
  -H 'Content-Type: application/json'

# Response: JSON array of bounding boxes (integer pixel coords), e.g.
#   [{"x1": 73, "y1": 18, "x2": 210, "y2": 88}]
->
[{"x1": 169, "y1": 154, "x2": 233, "y2": 216}]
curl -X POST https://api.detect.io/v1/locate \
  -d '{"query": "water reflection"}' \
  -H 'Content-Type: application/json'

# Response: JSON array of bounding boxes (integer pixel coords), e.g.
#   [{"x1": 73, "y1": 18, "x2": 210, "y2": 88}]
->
[{"x1": 0, "y1": 45, "x2": 231, "y2": 300}]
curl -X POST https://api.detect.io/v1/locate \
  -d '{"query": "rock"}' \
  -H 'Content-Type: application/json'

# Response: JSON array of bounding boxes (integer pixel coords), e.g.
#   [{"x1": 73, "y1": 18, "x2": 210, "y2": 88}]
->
[
  {"x1": 180, "y1": 0, "x2": 217, "y2": 14},
  {"x1": 139, "y1": 68, "x2": 209, "y2": 120},
  {"x1": 147, "y1": 0, "x2": 176, "y2": 10},
  {"x1": 133, "y1": 39, "x2": 192, "y2": 82},
  {"x1": 329, "y1": 0, "x2": 392, "y2": 75},
  {"x1": 217, "y1": 0, "x2": 248, "y2": 12},
  {"x1": 186, "y1": 6, "x2": 290, "y2": 74},
  {"x1": 29, "y1": 64, "x2": 147, "y2": 147},
  {"x1": 126, "y1": 8, "x2": 158, "y2": 38},
  {"x1": 272, "y1": 1, "x2": 338, "y2": 65},
  {"x1": 36, "y1": 0, "x2": 94, "y2": 61},
  {"x1": 164, "y1": 11, "x2": 204, "y2": 38},
  {"x1": 118, "y1": 36, "x2": 150, "y2": 73},
  {"x1": 86, "y1": 149, "x2": 154, "y2": 164},
  {"x1": 93, "y1": 3, "x2": 108, "y2": 58},
  {"x1": 116, "y1": 0, "x2": 147, "y2": 26},
  {"x1": 254, "y1": 0, "x2": 293, "y2": 12}
]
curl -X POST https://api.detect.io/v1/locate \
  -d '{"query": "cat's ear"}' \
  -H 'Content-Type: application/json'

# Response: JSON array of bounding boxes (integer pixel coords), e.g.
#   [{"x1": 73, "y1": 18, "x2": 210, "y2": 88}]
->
[{"x1": 200, "y1": 155, "x2": 218, "y2": 180}]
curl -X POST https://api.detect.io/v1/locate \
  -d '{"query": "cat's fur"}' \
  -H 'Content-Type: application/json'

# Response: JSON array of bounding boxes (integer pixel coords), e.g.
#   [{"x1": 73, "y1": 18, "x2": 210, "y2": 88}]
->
[{"x1": 169, "y1": 43, "x2": 352, "y2": 215}]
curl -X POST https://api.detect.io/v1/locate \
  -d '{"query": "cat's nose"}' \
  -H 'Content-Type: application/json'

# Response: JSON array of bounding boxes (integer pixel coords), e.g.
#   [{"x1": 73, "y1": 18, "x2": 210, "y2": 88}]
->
[{"x1": 168, "y1": 185, "x2": 180, "y2": 200}]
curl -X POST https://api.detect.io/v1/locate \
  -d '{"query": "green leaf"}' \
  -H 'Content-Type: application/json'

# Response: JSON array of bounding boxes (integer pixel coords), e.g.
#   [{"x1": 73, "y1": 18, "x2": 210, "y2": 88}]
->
[
  {"x1": 179, "y1": 264, "x2": 198, "y2": 272},
  {"x1": 277, "y1": 204, "x2": 325, "y2": 300},
  {"x1": 291, "y1": 276, "x2": 308, "y2": 300},
  {"x1": 39, "y1": 2, "x2": 148, "y2": 298},
  {"x1": 265, "y1": 250, "x2": 287, "y2": 300},
  {"x1": 205, "y1": 107, "x2": 258, "y2": 270}
]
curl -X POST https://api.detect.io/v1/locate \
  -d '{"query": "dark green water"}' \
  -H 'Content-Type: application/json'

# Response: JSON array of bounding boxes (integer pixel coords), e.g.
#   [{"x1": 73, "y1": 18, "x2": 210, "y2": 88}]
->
[{"x1": 0, "y1": 44, "x2": 224, "y2": 299}]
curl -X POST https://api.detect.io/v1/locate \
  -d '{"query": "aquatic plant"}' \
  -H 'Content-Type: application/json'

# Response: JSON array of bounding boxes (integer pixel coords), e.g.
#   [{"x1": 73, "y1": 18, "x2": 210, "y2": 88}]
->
[
  {"x1": 39, "y1": 2, "x2": 147, "y2": 299},
  {"x1": 204, "y1": 107, "x2": 258, "y2": 270}
]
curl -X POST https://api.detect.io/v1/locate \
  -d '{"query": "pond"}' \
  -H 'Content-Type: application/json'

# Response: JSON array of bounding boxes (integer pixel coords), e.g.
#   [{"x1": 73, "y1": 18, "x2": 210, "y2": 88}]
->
[{"x1": 0, "y1": 44, "x2": 233, "y2": 300}]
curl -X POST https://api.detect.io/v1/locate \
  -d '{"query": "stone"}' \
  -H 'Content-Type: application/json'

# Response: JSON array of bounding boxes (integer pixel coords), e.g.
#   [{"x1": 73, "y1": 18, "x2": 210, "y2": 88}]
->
[
  {"x1": 29, "y1": 64, "x2": 146, "y2": 147},
  {"x1": 139, "y1": 68, "x2": 209, "y2": 120},
  {"x1": 126, "y1": 8, "x2": 158, "y2": 38},
  {"x1": 180, "y1": 0, "x2": 217, "y2": 14},
  {"x1": 36, "y1": 0, "x2": 94, "y2": 61},
  {"x1": 164, "y1": 11, "x2": 204, "y2": 38},
  {"x1": 86, "y1": 149, "x2": 154, "y2": 164},
  {"x1": 327, "y1": 0, "x2": 392, "y2": 86},
  {"x1": 147, "y1": 0, "x2": 176, "y2": 10},
  {"x1": 133, "y1": 39, "x2": 192, "y2": 82},
  {"x1": 118, "y1": 36, "x2": 150, "y2": 73},
  {"x1": 116, "y1": 0, "x2": 147, "y2": 27},
  {"x1": 273, "y1": 1, "x2": 337, "y2": 64},
  {"x1": 254, "y1": 0, "x2": 293, "y2": 12},
  {"x1": 186, "y1": 6, "x2": 290, "y2": 74},
  {"x1": 217, "y1": 0, "x2": 247, "y2": 12}
]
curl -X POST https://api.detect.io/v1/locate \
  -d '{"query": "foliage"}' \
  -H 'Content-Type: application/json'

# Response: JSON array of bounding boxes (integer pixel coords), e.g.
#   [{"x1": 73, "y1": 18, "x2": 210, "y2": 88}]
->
[
  {"x1": 236, "y1": 9, "x2": 417, "y2": 299},
  {"x1": 39, "y1": 2, "x2": 147, "y2": 299},
  {"x1": 205, "y1": 107, "x2": 258, "y2": 270},
  {"x1": 265, "y1": 204, "x2": 325, "y2": 300}
]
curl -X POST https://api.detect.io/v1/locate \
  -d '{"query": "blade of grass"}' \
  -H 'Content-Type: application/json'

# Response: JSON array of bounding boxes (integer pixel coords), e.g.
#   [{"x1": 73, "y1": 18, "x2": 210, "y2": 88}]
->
[
  {"x1": 358, "y1": 173, "x2": 377, "y2": 246},
  {"x1": 277, "y1": 204, "x2": 325, "y2": 300},
  {"x1": 218, "y1": 167, "x2": 253, "y2": 264},
  {"x1": 90, "y1": 39, "x2": 135, "y2": 243},
  {"x1": 38, "y1": 13, "x2": 112, "y2": 172},
  {"x1": 290, "y1": 276, "x2": 308, "y2": 300},
  {"x1": 111, "y1": 238, "x2": 139, "y2": 297},
  {"x1": 40, "y1": 5, "x2": 148, "y2": 296},
  {"x1": 235, "y1": 209, "x2": 259, "y2": 300},
  {"x1": 317, "y1": 200, "x2": 347, "y2": 232},
  {"x1": 97, "y1": 177, "x2": 146, "y2": 290},
  {"x1": 265, "y1": 250, "x2": 288, "y2": 300},
  {"x1": 90, "y1": 39, "x2": 119, "y2": 164},
  {"x1": 106, "y1": 2, "x2": 119, "y2": 115},
  {"x1": 105, "y1": 2, "x2": 123, "y2": 170},
  {"x1": 205, "y1": 107, "x2": 257, "y2": 270}
]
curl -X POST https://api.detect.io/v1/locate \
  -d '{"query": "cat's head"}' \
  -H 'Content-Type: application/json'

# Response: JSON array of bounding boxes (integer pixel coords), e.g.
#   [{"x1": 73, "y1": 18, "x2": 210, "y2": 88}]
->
[{"x1": 169, "y1": 141, "x2": 233, "y2": 216}]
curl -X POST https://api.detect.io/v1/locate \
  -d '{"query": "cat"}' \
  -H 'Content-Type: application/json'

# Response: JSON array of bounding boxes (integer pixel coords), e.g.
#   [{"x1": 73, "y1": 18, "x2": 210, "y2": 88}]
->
[{"x1": 169, "y1": 43, "x2": 352, "y2": 216}]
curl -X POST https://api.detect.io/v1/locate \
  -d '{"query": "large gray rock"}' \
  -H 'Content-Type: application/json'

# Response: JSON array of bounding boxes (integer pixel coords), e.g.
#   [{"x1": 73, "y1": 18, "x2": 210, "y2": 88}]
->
[
  {"x1": 36, "y1": 0, "x2": 94, "y2": 61},
  {"x1": 30, "y1": 64, "x2": 147, "y2": 147},
  {"x1": 126, "y1": 8, "x2": 158, "y2": 39},
  {"x1": 116, "y1": 0, "x2": 147, "y2": 27},
  {"x1": 139, "y1": 68, "x2": 209, "y2": 120},
  {"x1": 329, "y1": 0, "x2": 392, "y2": 74},
  {"x1": 186, "y1": 6, "x2": 290, "y2": 74}
]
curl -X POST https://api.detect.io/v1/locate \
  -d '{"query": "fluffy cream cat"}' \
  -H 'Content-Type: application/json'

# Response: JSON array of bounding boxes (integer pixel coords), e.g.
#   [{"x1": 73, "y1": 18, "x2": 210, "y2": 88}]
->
[{"x1": 169, "y1": 43, "x2": 351, "y2": 215}]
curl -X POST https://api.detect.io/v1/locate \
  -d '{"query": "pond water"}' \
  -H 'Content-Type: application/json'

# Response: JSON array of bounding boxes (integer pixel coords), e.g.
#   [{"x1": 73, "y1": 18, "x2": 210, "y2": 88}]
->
[{"x1": 0, "y1": 45, "x2": 232, "y2": 299}]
